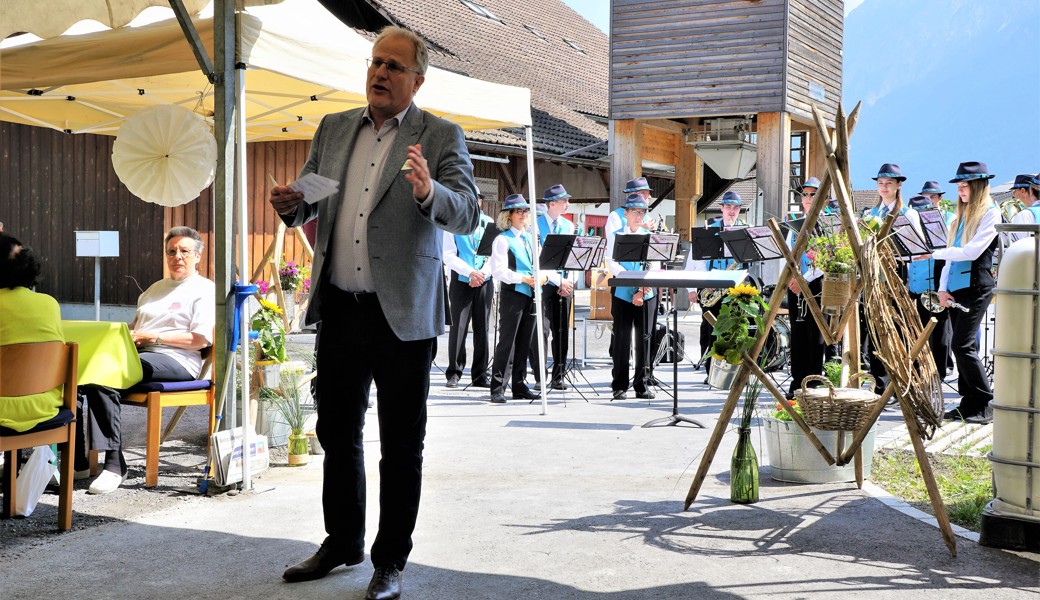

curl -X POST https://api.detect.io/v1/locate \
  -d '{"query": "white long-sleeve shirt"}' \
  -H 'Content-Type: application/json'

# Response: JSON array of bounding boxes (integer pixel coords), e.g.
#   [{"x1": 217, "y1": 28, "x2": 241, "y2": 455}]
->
[
  {"x1": 933, "y1": 207, "x2": 1000, "y2": 292},
  {"x1": 489, "y1": 226, "x2": 561, "y2": 287}
]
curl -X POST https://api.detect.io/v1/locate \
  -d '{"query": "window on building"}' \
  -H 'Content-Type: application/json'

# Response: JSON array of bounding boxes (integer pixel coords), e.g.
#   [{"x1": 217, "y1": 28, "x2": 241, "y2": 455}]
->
[
  {"x1": 523, "y1": 24, "x2": 546, "y2": 40},
  {"x1": 789, "y1": 132, "x2": 807, "y2": 216},
  {"x1": 460, "y1": 0, "x2": 503, "y2": 23},
  {"x1": 563, "y1": 38, "x2": 586, "y2": 55}
]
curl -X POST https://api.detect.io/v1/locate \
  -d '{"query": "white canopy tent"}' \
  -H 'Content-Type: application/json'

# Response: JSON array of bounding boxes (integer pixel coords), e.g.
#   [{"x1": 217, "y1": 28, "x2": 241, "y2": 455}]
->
[{"x1": 1, "y1": 0, "x2": 551, "y2": 488}]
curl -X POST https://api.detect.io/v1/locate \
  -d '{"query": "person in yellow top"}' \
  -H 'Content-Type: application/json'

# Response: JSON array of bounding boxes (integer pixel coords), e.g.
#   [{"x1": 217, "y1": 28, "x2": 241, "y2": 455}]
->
[{"x1": 0, "y1": 233, "x2": 65, "y2": 432}]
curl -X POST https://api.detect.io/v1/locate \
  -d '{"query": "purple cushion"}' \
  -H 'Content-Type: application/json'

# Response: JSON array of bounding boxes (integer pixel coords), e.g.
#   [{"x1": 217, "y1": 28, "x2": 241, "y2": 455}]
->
[
  {"x1": 128, "y1": 379, "x2": 212, "y2": 394},
  {"x1": 0, "y1": 408, "x2": 75, "y2": 437}
]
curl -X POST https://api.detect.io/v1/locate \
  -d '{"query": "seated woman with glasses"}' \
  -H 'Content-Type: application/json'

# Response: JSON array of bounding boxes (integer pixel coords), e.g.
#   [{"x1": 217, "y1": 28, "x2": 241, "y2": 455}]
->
[{"x1": 76, "y1": 226, "x2": 215, "y2": 494}]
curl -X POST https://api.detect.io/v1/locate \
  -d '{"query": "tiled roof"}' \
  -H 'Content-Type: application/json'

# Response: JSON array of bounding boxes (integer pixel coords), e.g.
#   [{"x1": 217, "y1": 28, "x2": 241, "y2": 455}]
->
[{"x1": 365, "y1": 0, "x2": 608, "y2": 159}]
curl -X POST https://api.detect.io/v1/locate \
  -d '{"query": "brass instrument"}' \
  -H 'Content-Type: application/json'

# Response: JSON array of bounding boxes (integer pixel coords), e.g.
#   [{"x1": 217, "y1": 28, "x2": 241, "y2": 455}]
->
[
  {"x1": 999, "y1": 198, "x2": 1025, "y2": 222},
  {"x1": 699, "y1": 260, "x2": 741, "y2": 308},
  {"x1": 920, "y1": 290, "x2": 969, "y2": 313}
]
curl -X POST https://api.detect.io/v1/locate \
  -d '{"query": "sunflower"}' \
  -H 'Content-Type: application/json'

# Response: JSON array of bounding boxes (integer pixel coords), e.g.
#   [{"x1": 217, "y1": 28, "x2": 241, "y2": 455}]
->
[
  {"x1": 727, "y1": 283, "x2": 760, "y2": 299},
  {"x1": 259, "y1": 298, "x2": 284, "y2": 315}
]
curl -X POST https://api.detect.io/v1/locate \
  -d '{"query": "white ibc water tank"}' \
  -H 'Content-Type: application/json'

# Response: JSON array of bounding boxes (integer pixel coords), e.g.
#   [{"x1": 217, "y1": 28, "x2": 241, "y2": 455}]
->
[{"x1": 990, "y1": 234, "x2": 1040, "y2": 520}]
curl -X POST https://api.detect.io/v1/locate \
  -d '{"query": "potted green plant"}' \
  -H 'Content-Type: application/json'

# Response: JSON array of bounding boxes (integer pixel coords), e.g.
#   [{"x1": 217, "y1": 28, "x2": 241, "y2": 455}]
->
[
  {"x1": 708, "y1": 283, "x2": 770, "y2": 389},
  {"x1": 260, "y1": 367, "x2": 312, "y2": 466},
  {"x1": 805, "y1": 229, "x2": 857, "y2": 314},
  {"x1": 251, "y1": 298, "x2": 288, "y2": 387}
]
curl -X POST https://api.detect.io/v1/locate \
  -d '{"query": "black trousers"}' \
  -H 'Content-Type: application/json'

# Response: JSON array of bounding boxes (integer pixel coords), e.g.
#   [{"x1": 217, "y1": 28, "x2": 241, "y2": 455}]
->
[
  {"x1": 912, "y1": 292, "x2": 954, "y2": 380},
  {"x1": 787, "y1": 281, "x2": 829, "y2": 398},
  {"x1": 859, "y1": 304, "x2": 890, "y2": 391},
  {"x1": 949, "y1": 287, "x2": 994, "y2": 414},
  {"x1": 491, "y1": 287, "x2": 539, "y2": 396},
  {"x1": 530, "y1": 283, "x2": 570, "y2": 383},
  {"x1": 699, "y1": 301, "x2": 720, "y2": 375},
  {"x1": 314, "y1": 287, "x2": 433, "y2": 571},
  {"x1": 445, "y1": 277, "x2": 493, "y2": 382},
  {"x1": 76, "y1": 352, "x2": 192, "y2": 472},
  {"x1": 611, "y1": 295, "x2": 651, "y2": 393}
]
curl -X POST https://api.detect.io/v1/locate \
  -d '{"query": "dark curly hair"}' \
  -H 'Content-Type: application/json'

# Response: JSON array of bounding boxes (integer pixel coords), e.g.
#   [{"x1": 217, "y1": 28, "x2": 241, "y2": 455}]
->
[{"x1": 0, "y1": 234, "x2": 43, "y2": 289}]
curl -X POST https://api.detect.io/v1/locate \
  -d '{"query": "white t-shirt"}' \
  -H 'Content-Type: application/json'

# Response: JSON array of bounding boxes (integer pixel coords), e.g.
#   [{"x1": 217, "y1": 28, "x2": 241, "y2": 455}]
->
[{"x1": 133, "y1": 274, "x2": 215, "y2": 378}]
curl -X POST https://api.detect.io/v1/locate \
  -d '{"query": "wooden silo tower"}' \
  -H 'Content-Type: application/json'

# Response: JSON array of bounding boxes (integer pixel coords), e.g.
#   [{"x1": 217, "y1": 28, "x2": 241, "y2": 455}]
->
[{"x1": 609, "y1": 0, "x2": 843, "y2": 277}]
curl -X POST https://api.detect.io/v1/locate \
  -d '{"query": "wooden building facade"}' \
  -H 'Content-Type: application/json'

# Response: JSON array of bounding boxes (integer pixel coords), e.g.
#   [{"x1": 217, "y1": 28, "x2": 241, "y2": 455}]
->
[{"x1": 608, "y1": 0, "x2": 843, "y2": 255}]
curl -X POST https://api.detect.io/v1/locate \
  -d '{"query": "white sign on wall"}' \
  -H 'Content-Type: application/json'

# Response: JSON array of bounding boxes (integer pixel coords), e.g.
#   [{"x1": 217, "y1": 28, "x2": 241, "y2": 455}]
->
[{"x1": 475, "y1": 177, "x2": 499, "y2": 205}]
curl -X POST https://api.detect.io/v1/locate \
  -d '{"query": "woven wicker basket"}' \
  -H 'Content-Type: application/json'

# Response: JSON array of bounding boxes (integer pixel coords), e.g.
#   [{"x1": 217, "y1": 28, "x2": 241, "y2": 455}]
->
[
  {"x1": 820, "y1": 272, "x2": 852, "y2": 313},
  {"x1": 796, "y1": 374, "x2": 879, "y2": 431}
]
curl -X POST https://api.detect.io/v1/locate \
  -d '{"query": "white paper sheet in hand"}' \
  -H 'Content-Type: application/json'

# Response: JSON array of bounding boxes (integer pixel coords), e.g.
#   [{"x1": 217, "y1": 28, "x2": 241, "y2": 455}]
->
[{"x1": 290, "y1": 173, "x2": 340, "y2": 204}]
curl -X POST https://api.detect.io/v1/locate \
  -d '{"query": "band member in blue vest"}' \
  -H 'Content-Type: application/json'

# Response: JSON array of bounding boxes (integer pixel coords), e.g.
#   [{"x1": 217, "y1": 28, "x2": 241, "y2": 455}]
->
[
  {"x1": 689, "y1": 190, "x2": 746, "y2": 381},
  {"x1": 919, "y1": 180, "x2": 955, "y2": 376},
  {"x1": 442, "y1": 191, "x2": 495, "y2": 388},
  {"x1": 930, "y1": 162, "x2": 1000, "y2": 423},
  {"x1": 531, "y1": 184, "x2": 576, "y2": 390},
  {"x1": 489, "y1": 194, "x2": 558, "y2": 403},
  {"x1": 786, "y1": 177, "x2": 837, "y2": 397},
  {"x1": 607, "y1": 194, "x2": 657, "y2": 400},
  {"x1": 860, "y1": 163, "x2": 921, "y2": 389},
  {"x1": 1009, "y1": 173, "x2": 1040, "y2": 243}
]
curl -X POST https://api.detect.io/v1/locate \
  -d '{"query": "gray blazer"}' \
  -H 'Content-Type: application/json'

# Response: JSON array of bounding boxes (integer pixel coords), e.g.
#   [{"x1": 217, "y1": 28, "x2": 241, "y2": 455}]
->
[{"x1": 284, "y1": 104, "x2": 479, "y2": 341}]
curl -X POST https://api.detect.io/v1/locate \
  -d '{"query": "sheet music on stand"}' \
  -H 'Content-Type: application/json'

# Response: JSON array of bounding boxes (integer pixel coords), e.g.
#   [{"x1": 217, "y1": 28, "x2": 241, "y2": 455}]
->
[
  {"x1": 666, "y1": 241, "x2": 691, "y2": 270},
  {"x1": 779, "y1": 217, "x2": 821, "y2": 239},
  {"x1": 917, "y1": 208, "x2": 949, "y2": 249},
  {"x1": 541, "y1": 234, "x2": 604, "y2": 271},
  {"x1": 647, "y1": 232, "x2": 680, "y2": 262},
  {"x1": 890, "y1": 214, "x2": 930, "y2": 258},
  {"x1": 719, "y1": 226, "x2": 783, "y2": 263},
  {"x1": 818, "y1": 213, "x2": 843, "y2": 233}
]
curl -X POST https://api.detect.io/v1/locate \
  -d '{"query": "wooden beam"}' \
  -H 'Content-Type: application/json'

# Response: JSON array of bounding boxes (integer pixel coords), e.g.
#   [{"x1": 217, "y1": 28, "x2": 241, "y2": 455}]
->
[
  {"x1": 675, "y1": 138, "x2": 701, "y2": 239},
  {"x1": 642, "y1": 127, "x2": 679, "y2": 166},
  {"x1": 642, "y1": 118, "x2": 687, "y2": 135},
  {"x1": 610, "y1": 119, "x2": 642, "y2": 210}
]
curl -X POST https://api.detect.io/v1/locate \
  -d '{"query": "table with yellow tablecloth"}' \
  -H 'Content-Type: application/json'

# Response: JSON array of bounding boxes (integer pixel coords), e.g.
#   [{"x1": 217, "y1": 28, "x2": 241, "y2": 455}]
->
[{"x1": 61, "y1": 321, "x2": 143, "y2": 389}]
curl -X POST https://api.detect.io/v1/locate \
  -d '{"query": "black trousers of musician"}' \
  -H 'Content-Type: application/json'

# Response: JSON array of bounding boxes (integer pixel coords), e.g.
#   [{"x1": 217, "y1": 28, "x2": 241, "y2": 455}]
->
[
  {"x1": 948, "y1": 287, "x2": 995, "y2": 415},
  {"x1": 611, "y1": 295, "x2": 651, "y2": 394},
  {"x1": 859, "y1": 305, "x2": 890, "y2": 391},
  {"x1": 699, "y1": 302, "x2": 721, "y2": 376},
  {"x1": 912, "y1": 292, "x2": 954, "y2": 380},
  {"x1": 446, "y1": 277, "x2": 494, "y2": 383},
  {"x1": 531, "y1": 283, "x2": 570, "y2": 384},
  {"x1": 75, "y1": 352, "x2": 192, "y2": 475},
  {"x1": 787, "y1": 280, "x2": 829, "y2": 398},
  {"x1": 491, "y1": 287, "x2": 540, "y2": 396},
  {"x1": 314, "y1": 287, "x2": 434, "y2": 571},
  {"x1": 645, "y1": 293, "x2": 661, "y2": 379}
]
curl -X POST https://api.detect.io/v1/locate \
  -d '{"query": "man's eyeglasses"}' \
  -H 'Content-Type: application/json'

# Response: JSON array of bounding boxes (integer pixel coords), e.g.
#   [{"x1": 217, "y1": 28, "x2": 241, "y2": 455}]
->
[
  {"x1": 366, "y1": 58, "x2": 420, "y2": 77},
  {"x1": 166, "y1": 248, "x2": 197, "y2": 257},
  {"x1": 802, "y1": 191, "x2": 816, "y2": 197}
]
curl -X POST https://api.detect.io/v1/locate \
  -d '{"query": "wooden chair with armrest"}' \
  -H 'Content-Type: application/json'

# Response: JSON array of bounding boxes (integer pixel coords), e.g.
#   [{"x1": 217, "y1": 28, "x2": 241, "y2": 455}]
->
[
  {"x1": 0, "y1": 341, "x2": 78, "y2": 530},
  {"x1": 120, "y1": 345, "x2": 215, "y2": 488}
]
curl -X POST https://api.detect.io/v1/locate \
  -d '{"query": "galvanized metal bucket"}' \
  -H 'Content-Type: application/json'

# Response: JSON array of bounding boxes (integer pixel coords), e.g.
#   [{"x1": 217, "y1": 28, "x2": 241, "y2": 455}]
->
[{"x1": 763, "y1": 416, "x2": 877, "y2": 483}]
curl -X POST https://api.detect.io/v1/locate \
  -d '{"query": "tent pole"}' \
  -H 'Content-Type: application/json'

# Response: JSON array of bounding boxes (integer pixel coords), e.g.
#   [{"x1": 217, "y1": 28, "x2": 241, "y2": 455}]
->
[
  {"x1": 236, "y1": 67, "x2": 253, "y2": 491},
  {"x1": 525, "y1": 126, "x2": 548, "y2": 415},
  {"x1": 213, "y1": 0, "x2": 236, "y2": 450}
]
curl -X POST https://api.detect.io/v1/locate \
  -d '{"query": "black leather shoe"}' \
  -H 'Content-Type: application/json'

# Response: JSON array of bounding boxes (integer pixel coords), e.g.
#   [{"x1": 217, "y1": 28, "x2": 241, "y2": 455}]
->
[
  {"x1": 943, "y1": 408, "x2": 968, "y2": 421},
  {"x1": 966, "y1": 405, "x2": 994, "y2": 425},
  {"x1": 471, "y1": 378, "x2": 492, "y2": 388},
  {"x1": 612, "y1": 390, "x2": 627, "y2": 401},
  {"x1": 366, "y1": 566, "x2": 402, "y2": 600},
  {"x1": 513, "y1": 388, "x2": 541, "y2": 400},
  {"x1": 445, "y1": 375, "x2": 459, "y2": 388},
  {"x1": 282, "y1": 542, "x2": 364, "y2": 582},
  {"x1": 550, "y1": 379, "x2": 569, "y2": 390},
  {"x1": 490, "y1": 393, "x2": 506, "y2": 403},
  {"x1": 637, "y1": 390, "x2": 655, "y2": 400}
]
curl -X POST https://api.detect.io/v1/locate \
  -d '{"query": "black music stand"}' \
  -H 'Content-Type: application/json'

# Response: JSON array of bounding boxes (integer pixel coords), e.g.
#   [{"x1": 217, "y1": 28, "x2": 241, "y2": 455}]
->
[
  {"x1": 719, "y1": 226, "x2": 784, "y2": 263},
  {"x1": 918, "y1": 208, "x2": 949, "y2": 250},
  {"x1": 608, "y1": 270, "x2": 748, "y2": 429},
  {"x1": 539, "y1": 234, "x2": 604, "y2": 401},
  {"x1": 889, "y1": 215, "x2": 931, "y2": 259},
  {"x1": 691, "y1": 228, "x2": 724, "y2": 262}
]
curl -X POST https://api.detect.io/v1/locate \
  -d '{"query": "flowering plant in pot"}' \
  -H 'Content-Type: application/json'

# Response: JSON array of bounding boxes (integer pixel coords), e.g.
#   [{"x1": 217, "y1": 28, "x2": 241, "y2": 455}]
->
[
  {"x1": 251, "y1": 298, "x2": 287, "y2": 387},
  {"x1": 279, "y1": 258, "x2": 310, "y2": 293},
  {"x1": 710, "y1": 283, "x2": 770, "y2": 366}
]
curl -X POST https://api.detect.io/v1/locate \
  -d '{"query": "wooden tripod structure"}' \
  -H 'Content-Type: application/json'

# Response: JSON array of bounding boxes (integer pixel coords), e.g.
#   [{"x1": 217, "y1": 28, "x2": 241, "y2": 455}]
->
[
  {"x1": 683, "y1": 102, "x2": 958, "y2": 557},
  {"x1": 249, "y1": 221, "x2": 314, "y2": 333}
]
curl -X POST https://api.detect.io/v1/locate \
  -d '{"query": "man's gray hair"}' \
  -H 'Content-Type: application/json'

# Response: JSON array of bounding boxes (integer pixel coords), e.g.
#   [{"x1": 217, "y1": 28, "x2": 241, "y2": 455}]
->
[
  {"x1": 165, "y1": 226, "x2": 204, "y2": 254},
  {"x1": 374, "y1": 25, "x2": 429, "y2": 75}
]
